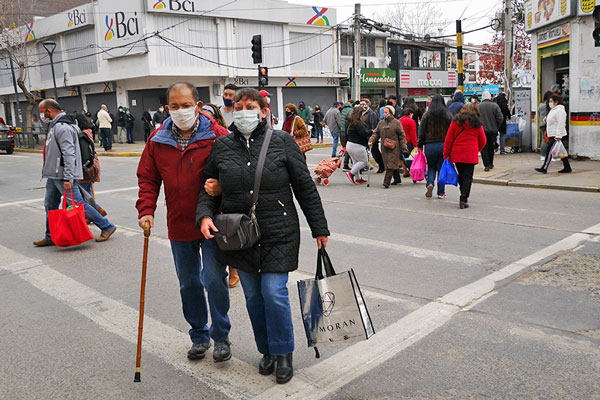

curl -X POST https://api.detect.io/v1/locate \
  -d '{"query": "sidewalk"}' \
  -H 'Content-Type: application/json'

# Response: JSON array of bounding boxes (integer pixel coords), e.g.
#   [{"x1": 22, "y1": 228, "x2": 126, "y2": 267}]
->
[{"x1": 15, "y1": 139, "x2": 600, "y2": 193}]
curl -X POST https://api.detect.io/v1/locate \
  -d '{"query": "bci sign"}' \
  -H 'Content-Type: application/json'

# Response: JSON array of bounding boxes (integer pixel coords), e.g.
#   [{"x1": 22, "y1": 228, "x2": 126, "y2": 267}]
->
[
  {"x1": 104, "y1": 11, "x2": 140, "y2": 41},
  {"x1": 67, "y1": 9, "x2": 86, "y2": 28},
  {"x1": 153, "y1": 0, "x2": 196, "y2": 12}
]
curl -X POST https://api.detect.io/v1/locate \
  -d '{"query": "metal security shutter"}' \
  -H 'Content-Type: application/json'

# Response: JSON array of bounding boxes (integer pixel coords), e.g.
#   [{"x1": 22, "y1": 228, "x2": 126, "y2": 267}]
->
[
  {"x1": 85, "y1": 92, "x2": 118, "y2": 135},
  {"x1": 282, "y1": 87, "x2": 337, "y2": 114}
]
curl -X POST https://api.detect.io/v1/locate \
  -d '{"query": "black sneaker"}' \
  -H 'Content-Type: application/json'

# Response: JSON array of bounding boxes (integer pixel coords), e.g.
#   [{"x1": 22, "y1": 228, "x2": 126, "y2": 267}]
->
[
  {"x1": 187, "y1": 342, "x2": 211, "y2": 360},
  {"x1": 213, "y1": 340, "x2": 232, "y2": 363},
  {"x1": 558, "y1": 169, "x2": 572, "y2": 173},
  {"x1": 534, "y1": 167, "x2": 547, "y2": 174}
]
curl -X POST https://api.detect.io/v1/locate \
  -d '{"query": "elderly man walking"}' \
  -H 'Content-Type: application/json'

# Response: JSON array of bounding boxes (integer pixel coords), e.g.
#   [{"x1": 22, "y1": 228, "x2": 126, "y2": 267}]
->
[
  {"x1": 477, "y1": 90, "x2": 504, "y2": 171},
  {"x1": 34, "y1": 99, "x2": 116, "y2": 247},
  {"x1": 136, "y1": 82, "x2": 233, "y2": 362},
  {"x1": 324, "y1": 102, "x2": 342, "y2": 157}
]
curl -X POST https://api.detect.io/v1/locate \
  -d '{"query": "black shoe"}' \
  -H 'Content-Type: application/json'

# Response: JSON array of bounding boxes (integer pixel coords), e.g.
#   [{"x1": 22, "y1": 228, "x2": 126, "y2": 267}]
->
[
  {"x1": 558, "y1": 168, "x2": 572, "y2": 173},
  {"x1": 187, "y1": 342, "x2": 211, "y2": 360},
  {"x1": 490, "y1": 164, "x2": 494, "y2": 169},
  {"x1": 259, "y1": 354, "x2": 276, "y2": 375},
  {"x1": 459, "y1": 201, "x2": 469, "y2": 209},
  {"x1": 276, "y1": 353, "x2": 293, "y2": 384},
  {"x1": 376, "y1": 168, "x2": 384, "y2": 174},
  {"x1": 484, "y1": 166, "x2": 490, "y2": 172},
  {"x1": 534, "y1": 167, "x2": 547, "y2": 174},
  {"x1": 383, "y1": 183, "x2": 390, "y2": 188},
  {"x1": 391, "y1": 180, "x2": 400, "y2": 185},
  {"x1": 213, "y1": 340, "x2": 232, "y2": 362}
]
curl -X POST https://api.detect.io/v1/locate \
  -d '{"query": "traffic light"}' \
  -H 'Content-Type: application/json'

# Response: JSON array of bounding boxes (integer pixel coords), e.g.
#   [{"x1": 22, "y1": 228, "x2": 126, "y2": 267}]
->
[
  {"x1": 251, "y1": 34, "x2": 262, "y2": 64},
  {"x1": 258, "y1": 66, "x2": 268, "y2": 87},
  {"x1": 593, "y1": 6, "x2": 600, "y2": 47},
  {"x1": 388, "y1": 45, "x2": 399, "y2": 70}
]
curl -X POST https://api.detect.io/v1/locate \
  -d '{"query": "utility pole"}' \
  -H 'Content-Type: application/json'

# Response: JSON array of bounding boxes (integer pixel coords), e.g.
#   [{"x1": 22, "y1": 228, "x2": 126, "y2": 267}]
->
[
  {"x1": 504, "y1": 0, "x2": 513, "y2": 103},
  {"x1": 352, "y1": 3, "x2": 361, "y2": 102},
  {"x1": 456, "y1": 20, "x2": 464, "y2": 93}
]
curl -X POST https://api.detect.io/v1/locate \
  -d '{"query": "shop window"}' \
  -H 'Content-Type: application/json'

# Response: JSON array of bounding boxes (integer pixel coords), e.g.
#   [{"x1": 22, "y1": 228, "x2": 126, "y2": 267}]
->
[
  {"x1": 360, "y1": 38, "x2": 376, "y2": 57},
  {"x1": 418, "y1": 50, "x2": 443, "y2": 69},
  {"x1": 402, "y1": 49, "x2": 412, "y2": 68}
]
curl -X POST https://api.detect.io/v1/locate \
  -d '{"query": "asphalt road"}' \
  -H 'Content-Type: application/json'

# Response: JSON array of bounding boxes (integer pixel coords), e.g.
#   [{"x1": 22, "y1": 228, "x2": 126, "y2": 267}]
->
[{"x1": 1, "y1": 148, "x2": 599, "y2": 400}]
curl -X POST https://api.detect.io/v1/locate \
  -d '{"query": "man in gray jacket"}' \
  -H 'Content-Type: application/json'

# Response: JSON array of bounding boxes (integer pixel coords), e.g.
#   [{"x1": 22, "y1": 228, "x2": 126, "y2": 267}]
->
[
  {"x1": 477, "y1": 91, "x2": 504, "y2": 171},
  {"x1": 34, "y1": 99, "x2": 116, "y2": 247},
  {"x1": 324, "y1": 102, "x2": 342, "y2": 157}
]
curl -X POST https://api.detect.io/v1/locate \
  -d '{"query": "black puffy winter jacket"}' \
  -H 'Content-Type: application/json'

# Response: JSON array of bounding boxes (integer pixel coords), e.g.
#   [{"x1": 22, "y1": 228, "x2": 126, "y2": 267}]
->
[{"x1": 196, "y1": 121, "x2": 330, "y2": 274}]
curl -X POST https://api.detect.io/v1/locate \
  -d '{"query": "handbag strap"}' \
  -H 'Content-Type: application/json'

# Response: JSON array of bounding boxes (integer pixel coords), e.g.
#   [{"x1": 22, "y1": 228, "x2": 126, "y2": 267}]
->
[
  {"x1": 448, "y1": 127, "x2": 466, "y2": 157},
  {"x1": 62, "y1": 188, "x2": 75, "y2": 209},
  {"x1": 251, "y1": 128, "x2": 273, "y2": 208},
  {"x1": 290, "y1": 116, "x2": 298, "y2": 137},
  {"x1": 315, "y1": 248, "x2": 337, "y2": 279}
]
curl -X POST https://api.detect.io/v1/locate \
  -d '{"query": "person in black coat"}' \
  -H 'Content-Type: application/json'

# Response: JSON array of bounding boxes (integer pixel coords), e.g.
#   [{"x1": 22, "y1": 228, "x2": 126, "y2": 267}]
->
[
  {"x1": 125, "y1": 109, "x2": 135, "y2": 143},
  {"x1": 344, "y1": 107, "x2": 373, "y2": 184},
  {"x1": 495, "y1": 93, "x2": 511, "y2": 153},
  {"x1": 142, "y1": 108, "x2": 153, "y2": 142},
  {"x1": 197, "y1": 88, "x2": 329, "y2": 384}
]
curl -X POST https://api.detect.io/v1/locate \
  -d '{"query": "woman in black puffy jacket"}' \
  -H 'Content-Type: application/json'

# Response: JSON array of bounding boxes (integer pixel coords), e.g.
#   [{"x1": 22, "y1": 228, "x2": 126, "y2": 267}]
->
[
  {"x1": 196, "y1": 88, "x2": 330, "y2": 385},
  {"x1": 345, "y1": 107, "x2": 373, "y2": 184}
]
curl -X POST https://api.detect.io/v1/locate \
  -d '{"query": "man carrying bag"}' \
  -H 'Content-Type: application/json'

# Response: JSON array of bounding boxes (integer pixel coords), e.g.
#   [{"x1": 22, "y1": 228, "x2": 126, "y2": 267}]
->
[{"x1": 298, "y1": 248, "x2": 375, "y2": 356}]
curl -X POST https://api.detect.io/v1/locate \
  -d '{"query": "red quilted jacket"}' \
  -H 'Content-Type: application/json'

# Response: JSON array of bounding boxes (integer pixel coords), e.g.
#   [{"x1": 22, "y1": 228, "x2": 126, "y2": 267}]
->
[
  {"x1": 136, "y1": 115, "x2": 229, "y2": 241},
  {"x1": 443, "y1": 120, "x2": 486, "y2": 164}
]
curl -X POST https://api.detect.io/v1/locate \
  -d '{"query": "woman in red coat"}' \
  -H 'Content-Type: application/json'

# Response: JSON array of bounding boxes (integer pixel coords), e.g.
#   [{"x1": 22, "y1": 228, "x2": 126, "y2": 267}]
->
[{"x1": 443, "y1": 103, "x2": 486, "y2": 209}]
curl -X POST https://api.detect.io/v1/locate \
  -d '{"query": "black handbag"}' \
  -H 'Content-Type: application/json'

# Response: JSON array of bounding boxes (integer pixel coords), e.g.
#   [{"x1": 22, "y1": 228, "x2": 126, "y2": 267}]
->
[{"x1": 213, "y1": 129, "x2": 273, "y2": 251}]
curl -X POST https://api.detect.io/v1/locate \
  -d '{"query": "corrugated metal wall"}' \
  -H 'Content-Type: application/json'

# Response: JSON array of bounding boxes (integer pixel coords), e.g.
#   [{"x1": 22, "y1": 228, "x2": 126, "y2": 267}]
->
[
  {"x1": 289, "y1": 32, "x2": 334, "y2": 73},
  {"x1": 153, "y1": 15, "x2": 219, "y2": 69},
  {"x1": 235, "y1": 21, "x2": 284, "y2": 69},
  {"x1": 64, "y1": 28, "x2": 98, "y2": 76}
]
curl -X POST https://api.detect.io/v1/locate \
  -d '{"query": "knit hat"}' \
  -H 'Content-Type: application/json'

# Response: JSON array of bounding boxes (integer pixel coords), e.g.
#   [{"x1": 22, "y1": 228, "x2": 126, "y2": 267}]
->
[
  {"x1": 481, "y1": 90, "x2": 492, "y2": 101},
  {"x1": 384, "y1": 105, "x2": 396, "y2": 115}
]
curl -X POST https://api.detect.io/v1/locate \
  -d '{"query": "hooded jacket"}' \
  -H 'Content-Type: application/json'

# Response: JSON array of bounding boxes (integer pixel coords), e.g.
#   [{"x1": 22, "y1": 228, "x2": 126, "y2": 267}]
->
[
  {"x1": 136, "y1": 114, "x2": 229, "y2": 241},
  {"x1": 42, "y1": 113, "x2": 84, "y2": 182},
  {"x1": 443, "y1": 120, "x2": 487, "y2": 164},
  {"x1": 448, "y1": 92, "x2": 465, "y2": 117},
  {"x1": 340, "y1": 102, "x2": 353, "y2": 133}
]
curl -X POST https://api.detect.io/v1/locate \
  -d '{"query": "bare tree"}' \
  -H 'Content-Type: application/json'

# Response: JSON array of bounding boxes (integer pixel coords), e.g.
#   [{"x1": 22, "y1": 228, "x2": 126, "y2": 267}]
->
[
  {"x1": 374, "y1": 3, "x2": 447, "y2": 38},
  {"x1": 0, "y1": 0, "x2": 42, "y2": 147}
]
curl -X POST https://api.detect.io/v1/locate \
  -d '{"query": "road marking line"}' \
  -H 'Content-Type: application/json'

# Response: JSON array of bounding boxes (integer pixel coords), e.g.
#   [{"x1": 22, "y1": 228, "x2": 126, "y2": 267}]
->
[
  {"x1": 301, "y1": 227, "x2": 484, "y2": 266},
  {"x1": 0, "y1": 247, "x2": 271, "y2": 400},
  {"x1": 253, "y1": 222, "x2": 600, "y2": 400},
  {"x1": 0, "y1": 186, "x2": 138, "y2": 208}
]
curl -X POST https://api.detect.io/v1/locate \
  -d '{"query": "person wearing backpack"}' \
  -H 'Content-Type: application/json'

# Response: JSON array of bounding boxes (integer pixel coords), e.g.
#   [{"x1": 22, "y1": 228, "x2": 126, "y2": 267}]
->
[{"x1": 34, "y1": 99, "x2": 116, "y2": 247}]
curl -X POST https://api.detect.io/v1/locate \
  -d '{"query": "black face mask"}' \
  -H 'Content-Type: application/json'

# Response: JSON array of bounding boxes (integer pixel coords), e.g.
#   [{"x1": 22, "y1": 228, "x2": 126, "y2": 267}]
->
[
  {"x1": 286, "y1": 111, "x2": 292, "y2": 117},
  {"x1": 299, "y1": 105, "x2": 304, "y2": 109},
  {"x1": 386, "y1": 101, "x2": 393, "y2": 106},
  {"x1": 315, "y1": 108, "x2": 320, "y2": 111}
]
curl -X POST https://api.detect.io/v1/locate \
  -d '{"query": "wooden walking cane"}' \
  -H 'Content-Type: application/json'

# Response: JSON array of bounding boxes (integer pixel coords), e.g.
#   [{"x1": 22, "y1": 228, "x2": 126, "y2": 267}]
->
[{"x1": 134, "y1": 223, "x2": 151, "y2": 382}]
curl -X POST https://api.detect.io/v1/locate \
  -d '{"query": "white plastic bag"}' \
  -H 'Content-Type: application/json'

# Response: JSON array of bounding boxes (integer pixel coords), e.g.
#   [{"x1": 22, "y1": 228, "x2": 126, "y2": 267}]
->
[
  {"x1": 550, "y1": 140, "x2": 568, "y2": 160},
  {"x1": 518, "y1": 117, "x2": 526, "y2": 132}
]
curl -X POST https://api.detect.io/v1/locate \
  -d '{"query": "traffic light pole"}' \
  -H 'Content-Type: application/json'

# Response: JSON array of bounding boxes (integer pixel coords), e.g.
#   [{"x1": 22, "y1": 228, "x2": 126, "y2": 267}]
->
[{"x1": 456, "y1": 20, "x2": 464, "y2": 93}]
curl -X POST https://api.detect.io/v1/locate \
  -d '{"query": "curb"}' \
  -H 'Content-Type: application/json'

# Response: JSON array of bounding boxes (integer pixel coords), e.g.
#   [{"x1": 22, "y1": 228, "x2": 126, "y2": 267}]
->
[{"x1": 473, "y1": 177, "x2": 600, "y2": 193}]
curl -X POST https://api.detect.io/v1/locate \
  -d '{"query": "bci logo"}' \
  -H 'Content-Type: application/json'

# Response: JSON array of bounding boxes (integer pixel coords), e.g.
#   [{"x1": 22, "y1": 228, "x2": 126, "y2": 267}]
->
[
  {"x1": 154, "y1": 0, "x2": 196, "y2": 12},
  {"x1": 104, "y1": 11, "x2": 140, "y2": 41},
  {"x1": 67, "y1": 9, "x2": 86, "y2": 28}
]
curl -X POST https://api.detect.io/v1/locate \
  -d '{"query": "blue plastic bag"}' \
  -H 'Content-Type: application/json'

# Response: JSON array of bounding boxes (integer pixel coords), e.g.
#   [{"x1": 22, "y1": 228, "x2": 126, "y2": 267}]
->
[{"x1": 438, "y1": 159, "x2": 458, "y2": 186}]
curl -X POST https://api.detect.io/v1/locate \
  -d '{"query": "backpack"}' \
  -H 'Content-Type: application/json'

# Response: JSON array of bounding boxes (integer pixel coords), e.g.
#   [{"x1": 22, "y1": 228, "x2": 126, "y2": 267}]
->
[{"x1": 54, "y1": 114, "x2": 96, "y2": 174}]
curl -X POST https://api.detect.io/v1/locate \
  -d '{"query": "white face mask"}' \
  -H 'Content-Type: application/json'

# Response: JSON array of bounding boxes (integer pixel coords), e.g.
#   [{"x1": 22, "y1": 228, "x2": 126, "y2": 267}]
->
[
  {"x1": 170, "y1": 106, "x2": 198, "y2": 131},
  {"x1": 549, "y1": 102, "x2": 556, "y2": 109},
  {"x1": 40, "y1": 112, "x2": 51, "y2": 124},
  {"x1": 233, "y1": 110, "x2": 260, "y2": 134},
  {"x1": 266, "y1": 97, "x2": 271, "y2": 104}
]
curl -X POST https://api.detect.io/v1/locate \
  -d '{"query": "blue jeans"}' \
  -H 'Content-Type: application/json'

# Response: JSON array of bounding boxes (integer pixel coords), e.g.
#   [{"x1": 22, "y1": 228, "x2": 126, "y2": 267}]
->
[
  {"x1": 78, "y1": 182, "x2": 102, "y2": 210},
  {"x1": 237, "y1": 270, "x2": 294, "y2": 355},
  {"x1": 126, "y1": 127, "x2": 133, "y2": 143},
  {"x1": 424, "y1": 142, "x2": 445, "y2": 196},
  {"x1": 170, "y1": 238, "x2": 230, "y2": 344},
  {"x1": 44, "y1": 178, "x2": 114, "y2": 241},
  {"x1": 314, "y1": 124, "x2": 323, "y2": 141},
  {"x1": 331, "y1": 131, "x2": 340, "y2": 157}
]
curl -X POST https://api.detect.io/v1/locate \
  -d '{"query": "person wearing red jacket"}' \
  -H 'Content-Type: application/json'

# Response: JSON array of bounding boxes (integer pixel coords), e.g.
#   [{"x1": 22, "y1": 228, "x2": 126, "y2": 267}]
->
[
  {"x1": 136, "y1": 82, "x2": 233, "y2": 362},
  {"x1": 399, "y1": 108, "x2": 418, "y2": 176},
  {"x1": 443, "y1": 103, "x2": 487, "y2": 209}
]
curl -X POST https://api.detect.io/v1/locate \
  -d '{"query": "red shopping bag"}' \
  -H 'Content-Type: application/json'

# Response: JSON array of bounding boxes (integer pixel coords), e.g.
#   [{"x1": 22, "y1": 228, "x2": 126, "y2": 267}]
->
[{"x1": 48, "y1": 188, "x2": 94, "y2": 247}]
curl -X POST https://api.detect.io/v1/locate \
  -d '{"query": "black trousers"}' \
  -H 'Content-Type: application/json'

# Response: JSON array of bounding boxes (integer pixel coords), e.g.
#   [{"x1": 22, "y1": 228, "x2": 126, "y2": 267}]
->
[
  {"x1": 541, "y1": 137, "x2": 571, "y2": 172},
  {"x1": 455, "y1": 163, "x2": 475, "y2": 203},
  {"x1": 480, "y1": 131, "x2": 497, "y2": 168},
  {"x1": 383, "y1": 169, "x2": 401, "y2": 186},
  {"x1": 371, "y1": 139, "x2": 384, "y2": 170}
]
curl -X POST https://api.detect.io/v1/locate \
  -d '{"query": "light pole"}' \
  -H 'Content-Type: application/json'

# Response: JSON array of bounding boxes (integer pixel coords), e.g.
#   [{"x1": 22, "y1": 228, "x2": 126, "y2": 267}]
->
[{"x1": 42, "y1": 41, "x2": 58, "y2": 99}]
